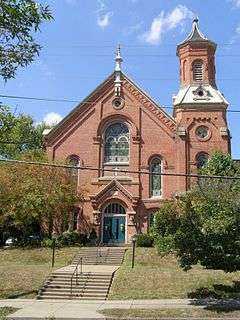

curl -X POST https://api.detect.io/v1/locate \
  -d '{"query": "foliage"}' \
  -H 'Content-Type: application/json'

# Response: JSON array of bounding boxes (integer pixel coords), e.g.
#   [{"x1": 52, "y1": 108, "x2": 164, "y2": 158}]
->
[
  {"x1": 57, "y1": 231, "x2": 87, "y2": 246},
  {"x1": 0, "y1": 105, "x2": 48, "y2": 159},
  {"x1": 152, "y1": 202, "x2": 179, "y2": 254},
  {"x1": 136, "y1": 233, "x2": 154, "y2": 247},
  {"x1": 154, "y1": 234, "x2": 176, "y2": 255},
  {"x1": 155, "y1": 152, "x2": 240, "y2": 272},
  {"x1": 0, "y1": 153, "x2": 84, "y2": 244},
  {"x1": 0, "y1": 307, "x2": 18, "y2": 319},
  {"x1": 0, "y1": 0, "x2": 52, "y2": 80}
]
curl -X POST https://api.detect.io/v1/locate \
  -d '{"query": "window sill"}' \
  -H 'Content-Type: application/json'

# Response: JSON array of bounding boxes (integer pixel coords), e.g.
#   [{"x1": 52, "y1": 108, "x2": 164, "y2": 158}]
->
[
  {"x1": 104, "y1": 162, "x2": 129, "y2": 166},
  {"x1": 98, "y1": 176, "x2": 132, "y2": 182}
]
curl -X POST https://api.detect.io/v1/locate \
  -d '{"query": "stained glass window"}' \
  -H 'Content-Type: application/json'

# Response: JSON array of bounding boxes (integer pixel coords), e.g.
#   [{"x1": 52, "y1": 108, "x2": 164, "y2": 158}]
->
[
  {"x1": 104, "y1": 123, "x2": 129, "y2": 163},
  {"x1": 68, "y1": 156, "x2": 79, "y2": 187},
  {"x1": 196, "y1": 153, "x2": 208, "y2": 169},
  {"x1": 150, "y1": 158, "x2": 162, "y2": 197}
]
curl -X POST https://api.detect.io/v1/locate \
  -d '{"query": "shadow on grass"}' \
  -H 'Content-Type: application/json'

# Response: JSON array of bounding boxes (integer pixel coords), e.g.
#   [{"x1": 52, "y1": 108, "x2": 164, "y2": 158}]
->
[
  {"x1": 188, "y1": 281, "x2": 240, "y2": 300},
  {"x1": 7, "y1": 290, "x2": 38, "y2": 299},
  {"x1": 189, "y1": 281, "x2": 240, "y2": 313}
]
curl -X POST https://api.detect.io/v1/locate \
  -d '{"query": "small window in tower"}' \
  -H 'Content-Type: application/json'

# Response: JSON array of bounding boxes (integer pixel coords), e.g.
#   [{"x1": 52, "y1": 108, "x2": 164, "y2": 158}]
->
[{"x1": 193, "y1": 61, "x2": 203, "y2": 81}]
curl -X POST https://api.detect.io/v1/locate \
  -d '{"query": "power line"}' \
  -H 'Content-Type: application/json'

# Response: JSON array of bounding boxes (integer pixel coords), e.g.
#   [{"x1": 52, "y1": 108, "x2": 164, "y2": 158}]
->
[
  {"x1": 0, "y1": 157, "x2": 240, "y2": 181},
  {"x1": 1, "y1": 94, "x2": 240, "y2": 114}
]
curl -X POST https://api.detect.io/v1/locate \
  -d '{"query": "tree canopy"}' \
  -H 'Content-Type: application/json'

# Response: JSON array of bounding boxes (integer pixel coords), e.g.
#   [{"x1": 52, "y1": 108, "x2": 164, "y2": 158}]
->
[
  {"x1": 0, "y1": 153, "x2": 84, "y2": 243},
  {"x1": 0, "y1": 0, "x2": 52, "y2": 80},
  {"x1": 0, "y1": 104, "x2": 47, "y2": 158},
  {"x1": 153, "y1": 152, "x2": 240, "y2": 273}
]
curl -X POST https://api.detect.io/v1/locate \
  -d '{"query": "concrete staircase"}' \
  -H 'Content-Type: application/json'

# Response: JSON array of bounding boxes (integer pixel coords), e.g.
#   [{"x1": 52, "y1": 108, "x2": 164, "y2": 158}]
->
[
  {"x1": 71, "y1": 247, "x2": 126, "y2": 265},
  {"x1": 37, "y1": 246, "x2": 126, "y2": 300},
  {"x1": 37, "y1": 271, "x2": 113, "y2": 300}
]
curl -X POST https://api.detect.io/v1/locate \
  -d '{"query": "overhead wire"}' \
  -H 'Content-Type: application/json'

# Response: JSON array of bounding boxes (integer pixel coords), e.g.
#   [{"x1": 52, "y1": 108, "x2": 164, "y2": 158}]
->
[
  {"x1": 0, "y1": 157, "x2": 240, "y2": 181},
  {"x1": 0, "y1": 94, "x2": 240, "y2": 113}
]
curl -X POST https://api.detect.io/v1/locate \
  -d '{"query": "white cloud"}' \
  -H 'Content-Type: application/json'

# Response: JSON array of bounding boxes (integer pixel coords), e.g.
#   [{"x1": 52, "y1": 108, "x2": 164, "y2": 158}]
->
[
  {"x1": 230, "y1": 0, "x2": 240, "y2": 7},
  {"x1": 43, "y1": 112, "x2": 63, "y2": 127},
  {"x1": 229, "y1": 23, "x2": 240, "y2": 44},
  {"x1": 141, "y1": 5, "x2": 194, "y2": 45},
  {"x1": 97, "y1": 12, "x2": 112, "y2": 29},
  {"x1": 96, "y1": 0, "x2": 113, "y2": 30}
]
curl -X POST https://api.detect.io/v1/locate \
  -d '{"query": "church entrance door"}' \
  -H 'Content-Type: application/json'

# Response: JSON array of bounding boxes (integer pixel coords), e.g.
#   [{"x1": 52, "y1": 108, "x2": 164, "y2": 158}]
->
[{"x1": 102, "y1": 203, "x2": 126, "y2": 244}]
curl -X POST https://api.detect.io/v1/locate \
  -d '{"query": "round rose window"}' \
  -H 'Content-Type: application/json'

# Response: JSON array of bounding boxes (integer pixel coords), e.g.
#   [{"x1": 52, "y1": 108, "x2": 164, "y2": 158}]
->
[{"x1": 196, "y1": 126, "x2": 209, "y2": 140}]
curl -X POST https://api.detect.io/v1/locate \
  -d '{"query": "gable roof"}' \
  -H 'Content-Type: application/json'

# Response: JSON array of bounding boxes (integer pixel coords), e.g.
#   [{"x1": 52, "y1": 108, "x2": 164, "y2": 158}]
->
[{"x1": 44, "y1": 71, "x2": 176, "y2": 143}]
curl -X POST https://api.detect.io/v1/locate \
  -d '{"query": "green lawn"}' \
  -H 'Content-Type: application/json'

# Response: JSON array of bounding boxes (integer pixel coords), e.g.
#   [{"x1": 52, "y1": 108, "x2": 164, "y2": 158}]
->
[
  {"x1": 0, "y1": 307, "x2": 18, "y2": 320},
  {"x1": 0, "y1": 247, "x2": 79, "y2": 299},
  {"x1": 100, "y1": 308, "x2": 240, "y2": 318},
  {"x1": 109, "y1": 248, "x2": 240, "y2": 300}
]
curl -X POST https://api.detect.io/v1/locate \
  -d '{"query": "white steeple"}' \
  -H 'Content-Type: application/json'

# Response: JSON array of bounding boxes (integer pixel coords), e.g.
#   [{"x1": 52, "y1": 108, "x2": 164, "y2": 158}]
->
[{"x1": 114, "y1": 44, "x2": 123, "y2": 97}]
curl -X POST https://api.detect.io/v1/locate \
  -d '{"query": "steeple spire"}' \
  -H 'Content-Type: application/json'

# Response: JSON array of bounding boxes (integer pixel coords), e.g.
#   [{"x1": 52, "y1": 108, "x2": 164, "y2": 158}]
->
[
  {"x1": 114, "y1": 44, "x2": 123, "y2": 97},
  {"x1": 177, "y1": 18, "x2": 216, "y2": 48}
]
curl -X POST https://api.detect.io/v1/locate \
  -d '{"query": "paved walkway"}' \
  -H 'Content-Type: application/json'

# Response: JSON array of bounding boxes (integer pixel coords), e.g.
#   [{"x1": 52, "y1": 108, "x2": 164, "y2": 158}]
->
[{"x1": 2, "y1": 299, "x2": 240, "y2": 319}]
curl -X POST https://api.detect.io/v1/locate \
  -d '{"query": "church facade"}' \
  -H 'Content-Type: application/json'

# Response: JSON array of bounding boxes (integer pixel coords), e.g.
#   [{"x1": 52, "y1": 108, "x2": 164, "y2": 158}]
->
[{"x1": 45, "y1": 20, "x2": 230, "y2": 244}]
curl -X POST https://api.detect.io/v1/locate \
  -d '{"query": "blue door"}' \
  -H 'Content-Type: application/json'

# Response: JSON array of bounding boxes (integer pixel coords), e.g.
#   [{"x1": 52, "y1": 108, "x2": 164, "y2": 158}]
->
[{"x1": 103, "y1": 216, "x2": 125, "y2": 244}]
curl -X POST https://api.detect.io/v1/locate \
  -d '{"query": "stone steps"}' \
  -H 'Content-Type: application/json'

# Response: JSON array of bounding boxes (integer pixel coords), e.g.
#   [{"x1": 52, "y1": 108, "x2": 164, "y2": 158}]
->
[{"x1": 37, "y1": 246, "x2": 126, "y2": 300}]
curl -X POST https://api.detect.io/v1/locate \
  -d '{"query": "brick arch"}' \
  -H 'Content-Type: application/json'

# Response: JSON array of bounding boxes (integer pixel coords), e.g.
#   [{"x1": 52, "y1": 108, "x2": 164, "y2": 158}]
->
[
  {"x1": 147, "y1": 154, "x2": 167, "y2": 169},
  {"x1": 100, "y1": 199, "x2": 128, "y2": 213},
  {"x1": 96, "y1": 113, "x2": 138, "y2": 137}
]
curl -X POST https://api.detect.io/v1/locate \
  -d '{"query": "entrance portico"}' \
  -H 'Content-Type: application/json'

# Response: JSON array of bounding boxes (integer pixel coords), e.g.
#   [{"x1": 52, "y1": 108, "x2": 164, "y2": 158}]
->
[{"x1": 90, "y1": 179, "x2": 139, "y2": 244}]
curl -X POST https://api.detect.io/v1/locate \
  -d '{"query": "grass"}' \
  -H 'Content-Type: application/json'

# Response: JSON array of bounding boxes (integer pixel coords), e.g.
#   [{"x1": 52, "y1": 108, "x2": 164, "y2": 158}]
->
[
  {"x1": 0, "y1": 246, "x2": 79, "y2": 299},
  {"x1": 109, "y1": 248, "x2": 240, "y2": 300},
  {"x1": 100, "y1": 308, "x2": 240, "y2": 318},
  {"x1": 0, "y1": 307, "x2": 18, "y2": 320}
]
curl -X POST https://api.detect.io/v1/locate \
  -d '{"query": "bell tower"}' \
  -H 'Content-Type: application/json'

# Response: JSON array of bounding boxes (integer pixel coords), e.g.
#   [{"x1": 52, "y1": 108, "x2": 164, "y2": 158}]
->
[
  {"x1": 177, "y1": 18, "x2": 217, "y2": 88},
  {"x1": 173, "y1": 18, "x2": 230, "y2": 177}
]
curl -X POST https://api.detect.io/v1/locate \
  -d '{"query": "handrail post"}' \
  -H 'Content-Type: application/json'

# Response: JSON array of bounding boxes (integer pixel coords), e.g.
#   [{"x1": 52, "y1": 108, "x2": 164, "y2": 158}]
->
[{"x1": 80, "y1": 257, "x2": 83, "y2": 274}]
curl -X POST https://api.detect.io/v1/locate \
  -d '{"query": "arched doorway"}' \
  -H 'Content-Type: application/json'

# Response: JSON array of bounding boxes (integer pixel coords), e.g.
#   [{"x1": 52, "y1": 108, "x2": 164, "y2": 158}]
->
[{"x1": 102, "y1": 203, "x2": 126, "y2": 244}]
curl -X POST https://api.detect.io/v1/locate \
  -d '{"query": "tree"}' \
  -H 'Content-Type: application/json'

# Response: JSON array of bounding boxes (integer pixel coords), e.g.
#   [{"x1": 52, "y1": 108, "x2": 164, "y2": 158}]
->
[
  {"x1": 0, "y1": 105, "x2": 47, "y2": 158},
  {"x1": 154, "y1": 152, "x2": 240, "y2": 273},
  {"x1": 0, "y1": 0, "x2": 52, "y2": 80},
  {"x1": 0, "y1": 153, "x2": 84, "y2": 243},
  {"x1": 176, "y1": 152, "x2": 240, "y2": 272}
]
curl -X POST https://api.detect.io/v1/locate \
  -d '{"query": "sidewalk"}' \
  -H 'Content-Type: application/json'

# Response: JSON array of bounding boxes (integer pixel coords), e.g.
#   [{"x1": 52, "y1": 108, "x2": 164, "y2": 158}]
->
[{"x1": 2, "y1": 298, "x2": 240, "y2": 320}]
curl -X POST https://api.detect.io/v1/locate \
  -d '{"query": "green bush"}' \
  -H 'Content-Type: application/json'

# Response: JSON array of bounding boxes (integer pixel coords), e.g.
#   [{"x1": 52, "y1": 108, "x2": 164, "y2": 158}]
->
[
  {"x1": 154, "y1": 234, "x2": 175, "y2": 255},
  {"x1": 57, "y1": 231, "x2": 87, "y2": 246},
  {"x1": 152, "y1": 202, "x2": 179, "y2": 255},
  {"x1": 41, "y1": 231, "x2": 87, "y2": 248},
  {"x1": 136, "y1": 233, "x2": 154, "y2": 247}
]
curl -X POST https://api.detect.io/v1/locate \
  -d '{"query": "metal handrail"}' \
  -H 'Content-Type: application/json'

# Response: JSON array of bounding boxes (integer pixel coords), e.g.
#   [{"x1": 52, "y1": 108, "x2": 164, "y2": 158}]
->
[
  {"x1": 70, "y1": 256, "x2": 83, "y2": 298},
  {"x1": 96, "y1": 240, "x2": 102, "y2": 264}
]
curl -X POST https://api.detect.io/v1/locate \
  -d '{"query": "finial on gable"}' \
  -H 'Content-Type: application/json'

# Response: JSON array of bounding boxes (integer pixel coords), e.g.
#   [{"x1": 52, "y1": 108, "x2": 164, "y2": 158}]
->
[
  {"x1": 115, "y1": 44, "x2": 123, "y2": 72},
  {"x1": 114, "y1": 44, "x2": 123, "y2": 96}
]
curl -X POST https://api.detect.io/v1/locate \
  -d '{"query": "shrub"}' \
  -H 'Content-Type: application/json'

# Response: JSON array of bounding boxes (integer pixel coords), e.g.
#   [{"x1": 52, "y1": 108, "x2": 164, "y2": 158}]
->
[
  {"x1": 41, "y1": 238, "x2": 59, "y2": 248},
  {"x1": 154, "y1": 234, "x2": 175, "y2": 256},
  {"x1": 41, "y1": 231, "x2": 87, "y2": 248},
  {"x1": 57, "y1": 231, "x2": 87, "y2": 246},
  {"x1": 152, "y1": 201, "x2": 179, "y2": 255},
  {"x1": 136, "y1": 233, "x2": 154, "y2": 247}
]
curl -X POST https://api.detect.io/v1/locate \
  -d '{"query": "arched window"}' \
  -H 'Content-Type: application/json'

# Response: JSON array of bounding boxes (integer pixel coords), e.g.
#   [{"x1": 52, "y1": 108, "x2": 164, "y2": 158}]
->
[
  {"x1": 104, "y1": 203, "x2": 126, "y2": 215},
  {"x1": 196, "y1": 153, "x2": 208, "y2": 169},
  {"x1": 104, "y1": 123, "x2": 129, "y2": 163},
  {"x1": 150, "y1": 158, "x2": 162, "y2": 197},
  {"x1": 182, "y1": 60, "x2": 187, "y2": 82},
  {"x1": 193, "y1": 60, "x2": 203, "y2": 81},
  {"x1": 68, "y1": 156, "x2": 80, "y2": 185}
]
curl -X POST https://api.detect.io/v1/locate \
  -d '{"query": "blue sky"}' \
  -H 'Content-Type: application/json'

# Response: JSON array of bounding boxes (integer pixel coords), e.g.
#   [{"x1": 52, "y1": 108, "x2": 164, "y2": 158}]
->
[{"x1": 1, "y1": 0, "x2": 240, "y2": 157}]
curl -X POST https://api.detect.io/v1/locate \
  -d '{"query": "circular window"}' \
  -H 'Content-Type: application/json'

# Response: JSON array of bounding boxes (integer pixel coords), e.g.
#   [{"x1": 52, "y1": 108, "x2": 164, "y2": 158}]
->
[
  {"x1": 196, "y1": 126, "x2": 209, "y2": 140},
  {"x1": 112, "y1": 97, "x2": 124, "y2": 110}
]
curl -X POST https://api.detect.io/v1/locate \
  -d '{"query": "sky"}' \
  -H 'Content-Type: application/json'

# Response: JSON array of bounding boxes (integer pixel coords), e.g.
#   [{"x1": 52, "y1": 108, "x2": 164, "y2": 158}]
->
[{"x1": 1, "y1": 0, "x2": 240, "y2": 157}]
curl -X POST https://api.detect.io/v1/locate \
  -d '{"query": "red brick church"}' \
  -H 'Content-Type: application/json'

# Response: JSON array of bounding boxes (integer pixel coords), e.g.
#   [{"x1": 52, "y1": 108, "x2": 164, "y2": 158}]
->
[{"x1": 45, "y1": 19, "x2": 230, "y2": 244}]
